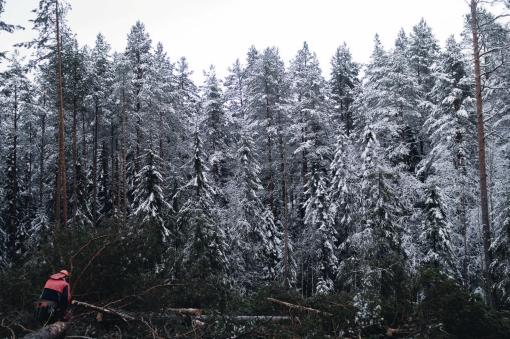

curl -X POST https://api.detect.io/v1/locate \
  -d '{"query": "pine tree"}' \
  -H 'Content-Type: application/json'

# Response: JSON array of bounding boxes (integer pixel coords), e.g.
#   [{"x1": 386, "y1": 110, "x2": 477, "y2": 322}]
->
[
  {"x1": 24, "y1": 0, "x2": 71, "y2": 228},
  {"x1": 175, "y1": 57, "x2": 199, "y2": 125},
  {"x1": 287, "y1": 43, "x2": 335, "y2": 293},
  {"x1": 329, "y1": 43, "x2": 359, "y2": 135},
  {"x1": 59, "y1": 35, "x2": 90, "y2": 228},
  {"x1": 111, "y1": 52, "x2": 133, "y2": 222},
  {"x1": 0, "y1": 0, "x2": 15, "y2": 32},
  {"x1": 125, "y1": 21, "x2": 152, "y2": 174},
  {"x1": 408, "y1": 18, "x2": 439, "y2": 95},
  {"x1": 98, "y1": 141, "x2": 113, "y2": 221},
  {"x1": 150, "y1": 42, "x2": 176, "y2": 161},
  {"x1": 362, "y1": 33, "x2": 422, "y2": 172},
  {"x1": 0, "y1": 0, "x2": 21, "y2": 59},
  {"x1": 245, "y1": 46, "x2": 281, "y2": 215},
  {"x1": 224, "y1": 59, "x2": 246, "y2": 122},
  {"x1": 173, "y1": 57, "x2": 199, "y2": 189},
  {"x1": 224, "y1": 58, "x2": 247, "y2": 145},
  {"x1": 88, "y1": 33, "x2": 113, "y2": 226},
  {"x1": 245, "y1": 46, "x2": 294, "y2": 285},
  {"x1": 201, "y1": 65, "x2": 230, "y2": 187}
]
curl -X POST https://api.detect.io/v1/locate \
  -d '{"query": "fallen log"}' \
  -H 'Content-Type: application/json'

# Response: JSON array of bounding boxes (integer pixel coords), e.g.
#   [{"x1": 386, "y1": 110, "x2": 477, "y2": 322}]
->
[
  {"x1": 267, "y1": 297, "x2": 333, "y2": 317},
  {"x1": 197, "y1": 315, "x2": 295, "y2": 322},
  {"x1": 22, "y1": 321, "x2": 69, "y2": 339},
  {"x1": 74, "y1": 299, "x2": 295, "y2": 324},
  {"x1": 71, "y1": 300, "x2": 135, "y2": 322},
  {"x1": 144, "y1": 313, "x2": 295, "y2": 323}
]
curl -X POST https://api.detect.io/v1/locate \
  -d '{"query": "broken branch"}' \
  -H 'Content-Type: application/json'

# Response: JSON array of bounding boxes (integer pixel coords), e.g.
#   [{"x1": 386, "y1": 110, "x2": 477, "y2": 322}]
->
[
  {"x1": 71, "y1": 300, "x2": 135, "y2": 322},
  {"x1": 267, "y1": 297, "x2": 333, "y2": 317}
]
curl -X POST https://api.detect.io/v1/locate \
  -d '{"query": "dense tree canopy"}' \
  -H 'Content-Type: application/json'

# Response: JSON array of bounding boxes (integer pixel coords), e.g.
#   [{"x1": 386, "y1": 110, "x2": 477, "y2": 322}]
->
[{"x1": 1, "y1": 1, "x2": 510, "y2": 337}]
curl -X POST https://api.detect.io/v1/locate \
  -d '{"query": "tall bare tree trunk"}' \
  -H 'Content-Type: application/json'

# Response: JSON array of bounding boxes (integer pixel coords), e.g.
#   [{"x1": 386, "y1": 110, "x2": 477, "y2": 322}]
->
[
  {"x1": 111, "y1": 123, "x2": 117, "y2": 218},
  {"x1": 460, "y1": 192, "x2": 469, "y2": 283},
  {"x1": 279, "y1": 132, "x2": 291, "y2": 287},
  {"x1": 55, "y1": 0, "x2": 68, "y2": 228},
  {"x1": 39, "y1": 110, "x2": 46, "y2": 208},
  {"x1": 71, "y1": 100, "x2": 78, "y2": 225},
  {"x1": 265, "y1": 96, "x2": 275, "y2": 216},
  {"x1": 92, "y1": 104, "x2": 99, "y2": 226},
  {"x1": 28, "y1": 107, "x2": 33, "y2": 211},
  {"x1": 119, "y1": 85, "x2": 128, "y2": 225},
  {"x1": 470, "y1": 0, "x2": 493, "y2": 306},
  {"x1": 81, "y1": 109, "x2": 87, "y2": 167},
  {"x1": 8, "y1": 83, "x2": 19, "y2": 257}
]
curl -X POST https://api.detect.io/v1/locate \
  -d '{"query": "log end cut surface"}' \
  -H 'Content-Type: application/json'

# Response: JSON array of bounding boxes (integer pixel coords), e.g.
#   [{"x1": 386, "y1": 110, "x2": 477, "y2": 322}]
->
[{"x1": 23, "y1": 321, "x2": 69, "y2": 339}]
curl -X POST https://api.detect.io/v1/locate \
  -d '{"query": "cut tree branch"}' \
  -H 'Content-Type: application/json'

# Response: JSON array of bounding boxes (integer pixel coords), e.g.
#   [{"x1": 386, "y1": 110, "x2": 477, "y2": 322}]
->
[
  {"x1": 197, "y1": 315, "x2": 295, "y2": 322},
  {"x1": 69, "y1": 234, "x2": 108, "y2": 275},
  {"x1": 71, "y1": 300, "x2": 135, "y2": 322},
  {"x1": 267, "y1": 297, "x2": 333, "y2": 316}
]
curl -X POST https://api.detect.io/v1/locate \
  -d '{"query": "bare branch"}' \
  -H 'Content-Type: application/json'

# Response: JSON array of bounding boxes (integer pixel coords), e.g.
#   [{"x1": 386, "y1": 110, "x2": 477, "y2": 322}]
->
[
  {"x1": 479, "y1": 44, "x2": 510, "y2": 57},
  {"x1": 481, "y1": 62, "x2": 505, "y2": 77},
  {"x1": 72, "y1": 243, "x2": 109, "y2": 294},
  {"x1": 267, "y1": 297, "x2": 333, "y2": 317},
  {"x1": 478, "y1": 13, "x2": 510, "y2": 28},
  {"x1": 68, "y1": 234, "x2": 108, "y2": 275},
  {"x1": 71, "y1": 300, "x2": 136, "y2": 322}
]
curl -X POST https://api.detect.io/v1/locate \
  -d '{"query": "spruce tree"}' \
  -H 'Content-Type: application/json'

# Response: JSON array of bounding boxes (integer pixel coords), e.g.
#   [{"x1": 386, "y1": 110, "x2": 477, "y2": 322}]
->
[
  {"x1": 228, "y1": 124, "x2": 282, "y2": 289},
  {"x1": 419, "y1": 184, "x2": 458, "y2": 277},
  {"x1": 132, "y1": 149, "x2": 169, "y2": 228},
  {"x1": 177, "y1": 131, "x2": 228, "y2": 292},
  {"x1": 303, "y1": 162, "x2": 338, "y2": 294},
  {"x1": 346, "y1": 127, "x2": 405, "y2": 325},
  {"x1": 1, "y1": 52, "x2": 31, "y2": 264},
  {"x1": 329, "y1": 133, "x2": 359, "y2": 289},
  {"x1": 289, "y1": 42, "x2": 332, "y2": 252},
  {"x1": 131, "y1": 148, "x2": 171, "y2": 269},
  {"x1": 492, "y1": 190, "x2": 510, "y2": 307},
  {"x1": 425, "y1": 36, "x2": 475, "y2": 282},
  {"x1": 245, "y1": 46, "x2": 294, "y2": 284}
]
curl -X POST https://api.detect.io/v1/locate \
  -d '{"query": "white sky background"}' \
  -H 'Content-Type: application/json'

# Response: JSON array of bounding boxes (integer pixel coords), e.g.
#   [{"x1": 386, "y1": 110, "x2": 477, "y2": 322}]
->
[{"x1": 1, "y1": 0, "x2": 472, "y2": 82}]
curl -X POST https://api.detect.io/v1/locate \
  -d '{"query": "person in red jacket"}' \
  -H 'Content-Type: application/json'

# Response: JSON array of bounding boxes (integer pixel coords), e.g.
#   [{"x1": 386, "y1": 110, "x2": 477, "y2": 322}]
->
[{"x1": 35, "y1": 270, "x2": 72, "y2": 325}]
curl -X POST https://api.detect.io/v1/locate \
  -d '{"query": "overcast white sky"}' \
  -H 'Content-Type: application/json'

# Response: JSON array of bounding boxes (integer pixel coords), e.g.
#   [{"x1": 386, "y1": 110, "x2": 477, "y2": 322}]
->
[{"x1": 1, "y1": 0, "x2": 471, "y2": 82}]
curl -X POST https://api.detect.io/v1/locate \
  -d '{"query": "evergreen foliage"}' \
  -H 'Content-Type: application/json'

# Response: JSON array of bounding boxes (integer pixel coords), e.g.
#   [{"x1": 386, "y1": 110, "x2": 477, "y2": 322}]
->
[{"x1": 1, "y1": 3, "x2": 510, "y2": 337}]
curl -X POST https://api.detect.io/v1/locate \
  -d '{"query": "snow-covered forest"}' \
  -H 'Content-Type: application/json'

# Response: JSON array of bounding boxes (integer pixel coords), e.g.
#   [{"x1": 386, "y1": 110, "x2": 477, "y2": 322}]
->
[{"x1": 1, "y1": 0, "x2": 510, "y2": 337}]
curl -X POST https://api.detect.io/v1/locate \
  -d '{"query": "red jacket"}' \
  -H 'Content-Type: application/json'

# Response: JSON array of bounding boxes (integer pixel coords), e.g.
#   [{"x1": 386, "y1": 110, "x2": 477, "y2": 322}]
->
[{"x1": 41, "y1": 273, "x2": 71, "y2": 309}]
